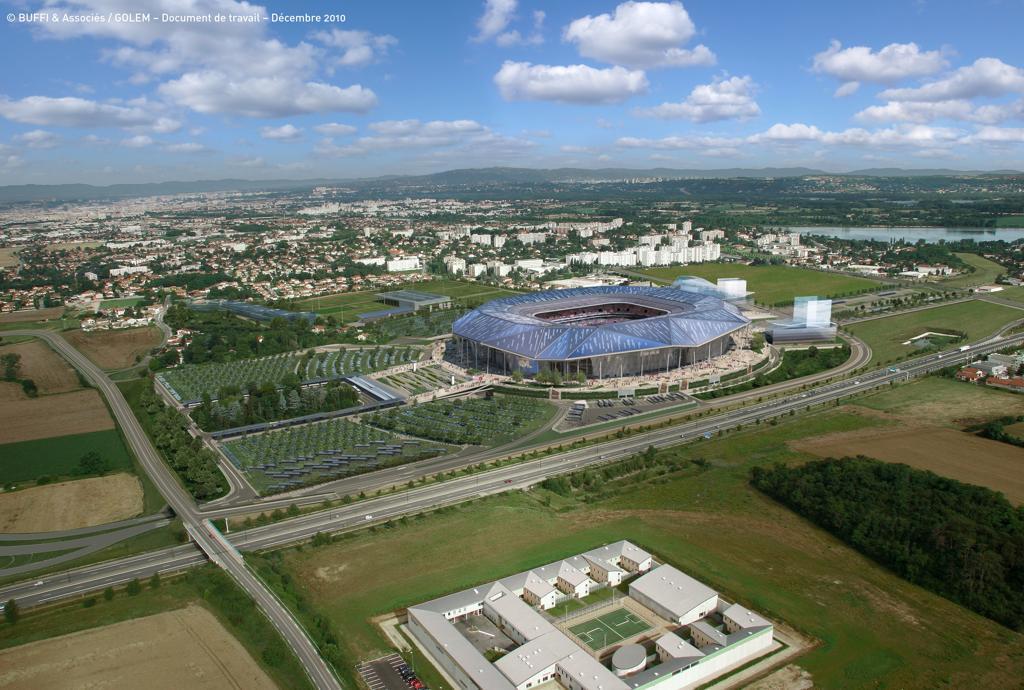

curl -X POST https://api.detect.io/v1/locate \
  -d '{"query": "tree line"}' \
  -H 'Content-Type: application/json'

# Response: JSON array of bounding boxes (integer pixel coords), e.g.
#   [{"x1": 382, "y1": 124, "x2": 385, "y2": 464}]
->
[
  {"x1": 750, "y1": 456, "x2": 1024, "y2": 630},
  {"x1": 191, "y1": 378, "x2": 359, "y2": 432}
]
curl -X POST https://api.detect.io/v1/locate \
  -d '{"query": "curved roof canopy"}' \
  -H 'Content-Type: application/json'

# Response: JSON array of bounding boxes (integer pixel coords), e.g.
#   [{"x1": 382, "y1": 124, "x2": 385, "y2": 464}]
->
[{"x1": 453, "y1": 286, "x2": 749, "y2": 361}]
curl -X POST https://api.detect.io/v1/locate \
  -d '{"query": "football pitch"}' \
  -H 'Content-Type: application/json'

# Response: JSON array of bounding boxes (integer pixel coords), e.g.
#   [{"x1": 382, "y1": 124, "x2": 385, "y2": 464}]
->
[{"x1": 568, "y1": 607, "x2": 651, "y2": 650}]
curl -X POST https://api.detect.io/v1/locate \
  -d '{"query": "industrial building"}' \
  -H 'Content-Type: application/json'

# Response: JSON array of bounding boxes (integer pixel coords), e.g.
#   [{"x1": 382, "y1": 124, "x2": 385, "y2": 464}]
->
[
  {"x1": 406, "y1": 541, "x2": 776, "y2": 690},
  {"x1": 768, "y1": 296, "x2": 837, "y2": 343},
  {"x1": 451, "y1": 287, "x2": 750, "y2": 379}
]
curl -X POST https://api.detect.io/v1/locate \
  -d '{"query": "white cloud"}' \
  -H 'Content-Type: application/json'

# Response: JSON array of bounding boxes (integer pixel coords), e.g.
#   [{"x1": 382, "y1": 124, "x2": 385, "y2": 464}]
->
[
  {"x1": 159, "y1": 72, "x2": 376, "y2": 117},
  {"x1": 120, "y1": 135, "x2": 153, "y2": 148},
  {"x1": 163, "y1": 142, "x2": 208, "y2": 153},
  {"x1": 494, "y1": 61, "x2": 648, "y2": 104},
  {"x1": 151, "y1": 117, "x2": 182, "y2": 133},
  {"x1": 27, "y1": 0, "x2": 377, "y2": 119},
  {"x1": 962, "y1": 126, "x2": 1024, "y2": 144},
  {"x1": 564, "y1": 1, "x2": 715, "y2": 69},
  {"x1": 0, "y1": 95, "x2": 159, "y2": 128},
  {"x1": 634, "y1": 75, "x2": 759, "y2": 122},
  {"x1": 261, "y1": 124, "x2": 303, "y2": 140},
  {"x1": 812, "y1": 40, "x2": 948, "y2": 96},
  {"x1": 494, "y1": 8, "x2": 546, "y2": 46},
  {"x1": 475, "y1": 0, "x2": 517, "y2": 42},
  {"x1": 855, "y1": 99, "x2": 975, "y2": 124},
  {"x1": 880, "y1": 57, "x2": 1024, "y2": 102},
  {"x1": 13, "y1": 129, "x2": 60, "y2": 149},
  {"x1": 316, "y1": 118, "x2": 535, "y2": 159},
  {"x1": 313, "y1": 29, "x2": 398, "y2": 67},
  {"x1": 0, "y1": 155, "x2": 25, "y2": 171},
  {"x1": 314, "y1": 122, "x2": 357, "y2": 136}
]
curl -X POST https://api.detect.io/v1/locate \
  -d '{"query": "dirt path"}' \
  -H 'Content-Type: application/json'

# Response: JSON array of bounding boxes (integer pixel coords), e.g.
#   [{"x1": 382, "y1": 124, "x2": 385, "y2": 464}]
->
[{"x1": 0, "y1": 604, "x2": 276, "y2": 690}]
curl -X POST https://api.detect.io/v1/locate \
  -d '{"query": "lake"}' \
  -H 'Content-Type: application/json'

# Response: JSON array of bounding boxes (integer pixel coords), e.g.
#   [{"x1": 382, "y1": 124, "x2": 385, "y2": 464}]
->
[{"x1": 790, "y1": 226, "x2": 1024, "y2": 243}]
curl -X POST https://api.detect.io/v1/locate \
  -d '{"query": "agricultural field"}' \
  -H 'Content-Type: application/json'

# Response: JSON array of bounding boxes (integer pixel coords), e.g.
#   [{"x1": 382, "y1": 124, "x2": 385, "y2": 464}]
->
[
  {"x1": 0, "y1": 429, "x2": 134, "y2": 484},
  {"x1": 0, "y1": 567, "x2": 313, "y2": 690},
  {"x1": 261, "y1": 396, "x2": 1024, "y2": 690},
  {"x1": 793, "y1": 376, "x2": 1024, "y2": 504},
  {"x1": 158, "y1": 346, "x2": 419, "y2": 403},
  {"x1": 0, "y1": 307, "x2": 64, "y2": 324},
  {"x1": 65, "y1": 326, "x2": 163, "y2": 370},
  {"x1": 793, "y1": 426, "x2": 1024, "y2": 505},
  {"x1": 637, "y1": 263, "x2": 883, "y2": 306},
  {"x1": 0, "y1": 247, "x2": 18, "y2": 268},
  {"x1": 221, "y1": 417, "x2": 454, "y2": 492},
  {"x1": 0, "y1": 338, "x2": 80, "y2": 393},
  {"x1": 378, "y1": 365, "x2": 468, "y2": 395},
  {"x1": 364, "y1": 395, "x2": 556, "y2": 446},
  {"x1": 0, "y1": 389, "x2": 115, "y2": 445},
  {"x1": 939, "y1": 252, "x2": 1006, "y2": 287},
  {"x1": 296, "y1": 279, "x2": 520, "y2": 321},
  {"x1": 846, "y1": 299, "x2": 1023, "y2": 364},
  {"x1": 0, "y1": 472, "x2": 142, "y2": 532}
]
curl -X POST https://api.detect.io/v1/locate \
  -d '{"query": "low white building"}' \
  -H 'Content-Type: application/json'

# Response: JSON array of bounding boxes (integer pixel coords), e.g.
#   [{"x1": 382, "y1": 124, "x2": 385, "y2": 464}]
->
[{"x1": 629, "y1": 564, "x2": 718, "y2": 625}]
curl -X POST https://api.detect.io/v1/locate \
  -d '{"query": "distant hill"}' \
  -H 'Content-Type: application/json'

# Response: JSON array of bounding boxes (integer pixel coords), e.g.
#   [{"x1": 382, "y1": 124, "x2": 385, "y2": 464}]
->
[{"x1": 1, "y1": 166, "x2": 1021, "y2": 203}]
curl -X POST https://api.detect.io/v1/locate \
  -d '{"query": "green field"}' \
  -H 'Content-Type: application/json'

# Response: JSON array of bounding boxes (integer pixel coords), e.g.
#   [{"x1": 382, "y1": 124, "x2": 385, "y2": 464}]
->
[
  {"x1": 939, "y1": 253, "x2": 1006, "y2": 288},
  {"x1": 637, "y1": 263, "x2": 883, "y2": 306},
  {"x1": 846, "y1": 299, "x2": 1023, "y2": 365},
  {"x1": 994, "y1": 216, "x2": 1024, "y2": 227},
  {"x1": 569, "y1": 608, "x2": 651, "y2": 650},
  {"x1": 295, "y1": 279, "x2": 520, "y2": 321},
  {"x1": 0, "y1": 429, "x2": 134, "y2": 484},
  {"x1": 253, "y1": 375, "x2": 1024, "y2": 690},
  {"x1": 99, "y1": 297, "x2": 146, "y2": 308}
]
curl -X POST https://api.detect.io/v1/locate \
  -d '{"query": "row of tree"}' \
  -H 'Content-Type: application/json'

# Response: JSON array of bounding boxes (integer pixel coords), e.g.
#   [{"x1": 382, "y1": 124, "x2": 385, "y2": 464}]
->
[
  {"x1": 190, "y1": 379, "x2": 359, "y2": 432},
  {"x1": 750, "y1": 456, "x2": 1024, "y2": 631},
  {"x1": 138, "y1": 384, "x2": 227, "y2": 499}
]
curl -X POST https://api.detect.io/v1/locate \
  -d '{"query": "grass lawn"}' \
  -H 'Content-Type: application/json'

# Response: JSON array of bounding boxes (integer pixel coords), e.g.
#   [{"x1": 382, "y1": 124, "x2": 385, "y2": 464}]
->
[
  {"x1": 846, "y1": 299, "x2": 1023, "y2": 365},
  {"x1": 0, "y1": 566, "x2": 314, "y2": 690},
  {"x1": 0, "y1": 429, "x2": 134, "y2": 484},
  {"x1": 99, "y1": 297, "x2": 146, "y2": 308},
  {"x1": 636, "y1": 263, "x2": 883, "y2": 306},
  {"x1": 994, "y1": 216, "x2": 1024, "y2": 227},
  {"x1": 257, "y1": 395, "x2": 1024, "y2": 690},
  {"x1": 940, "y1": 253, "x2": 1006, "y2": 287},
  {"x1": 295, "y1": 279, "x2": 520, "y2": 321}
]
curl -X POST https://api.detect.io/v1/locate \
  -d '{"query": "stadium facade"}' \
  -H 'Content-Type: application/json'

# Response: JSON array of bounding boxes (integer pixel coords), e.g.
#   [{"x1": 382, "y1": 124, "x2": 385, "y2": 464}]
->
[{"x1": 451, "y1": 287, "x2": 750, "y2": 379}]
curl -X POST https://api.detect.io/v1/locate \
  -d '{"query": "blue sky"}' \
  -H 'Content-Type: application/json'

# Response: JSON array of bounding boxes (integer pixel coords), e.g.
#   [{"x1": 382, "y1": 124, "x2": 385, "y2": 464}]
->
[{"x1": 1, "y1": 0, "x2": 1024, "y2": 184}]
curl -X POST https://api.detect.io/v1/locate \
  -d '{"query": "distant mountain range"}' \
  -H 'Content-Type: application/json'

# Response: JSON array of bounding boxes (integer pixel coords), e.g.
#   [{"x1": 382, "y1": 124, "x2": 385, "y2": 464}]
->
[{"x1": 1, "y1": 166, "x2": 1021, "y2": 203}]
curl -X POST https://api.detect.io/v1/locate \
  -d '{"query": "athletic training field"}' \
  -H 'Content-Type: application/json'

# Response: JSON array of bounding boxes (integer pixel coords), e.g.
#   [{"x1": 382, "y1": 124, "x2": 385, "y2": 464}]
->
[{"x1": 568, "y1": 607, "x2": 651, "y2": 650}]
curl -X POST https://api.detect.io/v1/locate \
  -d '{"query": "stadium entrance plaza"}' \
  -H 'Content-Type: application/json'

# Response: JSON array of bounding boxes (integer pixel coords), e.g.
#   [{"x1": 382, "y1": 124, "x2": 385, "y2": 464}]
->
[{"x1": 400, "y1": 540, "x2": 789, "y2": 690}]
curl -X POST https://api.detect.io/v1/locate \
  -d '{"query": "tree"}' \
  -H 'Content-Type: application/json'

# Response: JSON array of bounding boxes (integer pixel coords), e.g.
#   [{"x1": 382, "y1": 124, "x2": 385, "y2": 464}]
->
[
  {"x1": 1, "y1": 353, "x2": 21, "y2": 380},
  {"x1": 149, "y1": 573, "x2": 161, "y2": 589},
  {"x1": 3, "y1": 598, "x2": 17, "y2": 624},
  {"x1": 103, "y1": 587, "x2": 115, "y2": 601},
  {"x1": 76, "y1": 451, "x2": 109, "y2": 476},
  {"x1": 510, "y1": 370, "x2": 523, "y2": 383},
  {"x1": 126, "y1": 578, "x2": 142, "y2": 596}
]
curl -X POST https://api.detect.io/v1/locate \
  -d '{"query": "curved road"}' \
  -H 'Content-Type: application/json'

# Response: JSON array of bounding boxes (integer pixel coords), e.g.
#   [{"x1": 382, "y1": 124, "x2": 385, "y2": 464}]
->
[
  {"x1": 5, "y1": 329, "x2": 341, "y2": 690},
  {"x1": 4, "y1": 327, "x2": 1019, "y2": 619}
]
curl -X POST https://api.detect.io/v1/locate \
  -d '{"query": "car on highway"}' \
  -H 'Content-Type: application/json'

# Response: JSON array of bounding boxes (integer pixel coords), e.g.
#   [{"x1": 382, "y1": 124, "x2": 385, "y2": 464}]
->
[
  {"x1": 504, "y1": 479, "x2": 512, "y2": 484},
  {"x1": 364, "y1": 514, "x2": 373, "y2": 521}
]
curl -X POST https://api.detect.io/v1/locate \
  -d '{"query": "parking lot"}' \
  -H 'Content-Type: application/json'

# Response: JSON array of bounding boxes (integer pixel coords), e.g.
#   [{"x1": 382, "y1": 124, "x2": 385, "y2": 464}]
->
[{"x1": 357, "y1": 653, "x2": 424, "y2": 690}]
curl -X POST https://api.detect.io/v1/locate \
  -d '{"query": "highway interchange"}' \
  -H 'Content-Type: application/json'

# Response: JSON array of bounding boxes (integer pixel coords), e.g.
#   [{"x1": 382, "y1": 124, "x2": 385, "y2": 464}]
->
[{"x1": 2, "y1": 322, "x2": 1021, "y2": 688}]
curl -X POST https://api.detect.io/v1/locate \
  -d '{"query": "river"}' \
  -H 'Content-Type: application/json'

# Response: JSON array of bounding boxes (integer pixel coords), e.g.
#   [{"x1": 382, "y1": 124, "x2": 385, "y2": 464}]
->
[{"x1": 790, "y1": 226, "x2": 1024, "y2": 243}]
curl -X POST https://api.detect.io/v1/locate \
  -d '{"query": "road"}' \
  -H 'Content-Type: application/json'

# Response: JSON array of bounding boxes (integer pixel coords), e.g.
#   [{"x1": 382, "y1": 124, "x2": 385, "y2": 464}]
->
[
  {"x1": 5, "y1": 329, "x2": 1019, "y2": 620},
  {"x1": 4, "y1": 329, "x2": 341, "y2": 690}
]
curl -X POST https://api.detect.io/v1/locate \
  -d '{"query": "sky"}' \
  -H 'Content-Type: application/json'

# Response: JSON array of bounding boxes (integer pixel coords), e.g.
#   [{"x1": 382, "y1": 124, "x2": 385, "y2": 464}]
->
[{"x1": 1, "y1": 0, "x2": 1024, "y2": 184}]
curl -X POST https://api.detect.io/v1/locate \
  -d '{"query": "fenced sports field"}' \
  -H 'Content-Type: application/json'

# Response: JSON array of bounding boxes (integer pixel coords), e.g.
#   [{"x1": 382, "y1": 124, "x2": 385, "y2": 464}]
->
[{"x1": 567, "y1": 607, "x2": 651, "y2": 651}]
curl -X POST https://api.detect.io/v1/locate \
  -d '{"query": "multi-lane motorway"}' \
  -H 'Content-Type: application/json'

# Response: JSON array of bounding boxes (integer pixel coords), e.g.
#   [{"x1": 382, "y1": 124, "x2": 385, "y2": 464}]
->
[
  {"x1": 5, "y1": 328, "x2": 1019, "y2": 619},
  {"x1": 4, "y1": 329, "x2": 341, "y2": 690}
]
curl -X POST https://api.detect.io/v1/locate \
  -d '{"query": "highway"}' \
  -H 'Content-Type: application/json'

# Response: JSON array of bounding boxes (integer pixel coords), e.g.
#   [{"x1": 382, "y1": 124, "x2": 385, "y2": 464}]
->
[
  {"x1": 4, "y1": 328, "x2": 1019, "y2": 623},
  {"x1": 4, "y1": 330, "x2": 341, "y2": 690}
]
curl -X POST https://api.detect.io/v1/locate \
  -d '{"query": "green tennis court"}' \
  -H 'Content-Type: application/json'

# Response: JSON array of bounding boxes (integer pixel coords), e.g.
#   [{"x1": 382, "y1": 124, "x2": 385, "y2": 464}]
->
[{"x1": 568, "y1": 607, "x2": 651, "y2": 650}]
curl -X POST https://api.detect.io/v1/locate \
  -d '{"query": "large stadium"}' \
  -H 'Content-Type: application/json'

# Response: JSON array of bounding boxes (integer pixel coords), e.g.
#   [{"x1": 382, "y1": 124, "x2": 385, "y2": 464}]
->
[{"x1": 451, "y1": 286, "x2": 751, "y2": 379}]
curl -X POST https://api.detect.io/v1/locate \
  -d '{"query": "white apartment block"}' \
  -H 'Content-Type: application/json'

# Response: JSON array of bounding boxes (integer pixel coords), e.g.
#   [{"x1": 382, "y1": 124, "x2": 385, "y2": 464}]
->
[{"x1": 386, "y1": 256, "x2": 421, "y2": 272}]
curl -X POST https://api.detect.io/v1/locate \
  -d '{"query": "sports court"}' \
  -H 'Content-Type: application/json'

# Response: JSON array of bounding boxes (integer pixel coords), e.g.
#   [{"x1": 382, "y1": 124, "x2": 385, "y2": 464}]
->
[{"x1": 568, "y1": 607, "x2": 651, "y2": 651}]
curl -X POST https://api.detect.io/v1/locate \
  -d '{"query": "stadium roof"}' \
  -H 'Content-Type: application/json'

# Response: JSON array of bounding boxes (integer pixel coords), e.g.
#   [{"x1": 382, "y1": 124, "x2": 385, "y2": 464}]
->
[{"x1": 452, "y1": 287, "x2": 748, "y2": 361}]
